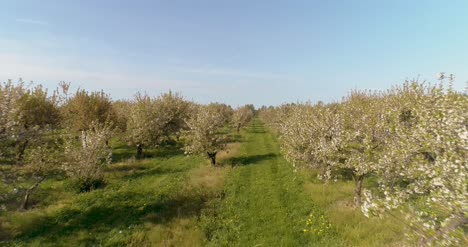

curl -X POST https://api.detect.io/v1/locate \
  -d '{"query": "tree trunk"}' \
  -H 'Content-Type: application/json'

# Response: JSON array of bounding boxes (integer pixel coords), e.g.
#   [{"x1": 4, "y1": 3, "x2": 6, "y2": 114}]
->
[
  {"x1": 137, "y1": 144, "x2": 143, "y2": 159},
  {"x1": 323, "y1": 164, "x2": 331, "y2": 183},
  {"x1": 16, "y1": 139, "x2": 29, "y2": 162},
  {"x1": 20, "y1": 177, "x2": 45, "y2": 211},
  {"x1": 207, "y1": 152, "x2": 217, "y2": 166},
  {"x1": 236, "y1": 123, "x2": 241, "y2": 133},
  {"x1": 354, "y1": 175, "x2": 365, "y2": 207}
]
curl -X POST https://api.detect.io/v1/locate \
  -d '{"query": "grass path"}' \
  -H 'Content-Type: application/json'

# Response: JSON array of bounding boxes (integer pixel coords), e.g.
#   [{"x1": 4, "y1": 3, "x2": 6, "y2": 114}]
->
[{"x1": 202, "y1": 120, "x2": 341, "y2": 246}]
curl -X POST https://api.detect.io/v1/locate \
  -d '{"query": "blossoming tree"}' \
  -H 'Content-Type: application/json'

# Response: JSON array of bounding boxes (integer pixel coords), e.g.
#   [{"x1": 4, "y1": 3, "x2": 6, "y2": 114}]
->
[
  {"x1": 182, "y1": 103, "x2": 229, "y2": 166},
  {"x1": 362, "y1": 80, "x2": 467, "y2": 245}
]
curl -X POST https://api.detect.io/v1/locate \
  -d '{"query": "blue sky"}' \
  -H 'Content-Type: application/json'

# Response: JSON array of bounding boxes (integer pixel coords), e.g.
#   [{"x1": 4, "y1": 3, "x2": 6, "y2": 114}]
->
[{"x1": 1, "y1": 0, "x2": 467, "y2": 106}]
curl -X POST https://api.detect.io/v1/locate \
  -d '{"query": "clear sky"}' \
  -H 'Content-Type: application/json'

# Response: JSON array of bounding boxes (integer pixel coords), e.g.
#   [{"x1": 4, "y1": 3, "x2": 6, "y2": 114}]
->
[{"x1": 1, "y1": 0, "x2": 467, "y2": 106}]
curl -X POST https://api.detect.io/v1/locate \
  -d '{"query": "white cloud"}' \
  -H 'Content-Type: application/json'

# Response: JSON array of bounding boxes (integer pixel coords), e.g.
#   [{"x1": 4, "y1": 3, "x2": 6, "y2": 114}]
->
[
  {"x1": 0, "y1": 37, "x2": 300, "y2": 105},
  {"x1": 0, "y1": 52, "x2": 233, "y2": 101},
  {"x1": 15, "y1": 18, "x2": 48, "y2": 25}
]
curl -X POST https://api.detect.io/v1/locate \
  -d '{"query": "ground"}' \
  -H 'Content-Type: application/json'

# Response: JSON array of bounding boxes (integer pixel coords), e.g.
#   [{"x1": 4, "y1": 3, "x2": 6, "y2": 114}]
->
[{"x1": 1, "y1": 120, "x2": 403, "y2": 246}]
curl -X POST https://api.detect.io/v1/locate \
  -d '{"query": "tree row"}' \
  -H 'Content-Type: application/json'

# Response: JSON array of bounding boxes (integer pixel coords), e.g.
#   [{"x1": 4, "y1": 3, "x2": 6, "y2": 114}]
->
[{"x1": 258, "y1": 76, "x2": 467, "y2": 246}]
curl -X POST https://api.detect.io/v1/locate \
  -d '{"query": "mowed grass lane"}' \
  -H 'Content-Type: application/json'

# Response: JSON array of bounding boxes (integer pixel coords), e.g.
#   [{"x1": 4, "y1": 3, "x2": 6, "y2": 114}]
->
[{"x1": 202, "y1": 120, "x2": 341, "y2": 246}]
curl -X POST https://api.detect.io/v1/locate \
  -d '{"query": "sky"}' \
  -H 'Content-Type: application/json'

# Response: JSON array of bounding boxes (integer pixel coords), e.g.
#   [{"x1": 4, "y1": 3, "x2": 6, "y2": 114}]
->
[{"x1": 1, "y1": 0, "x2": 467, "y2": 107}]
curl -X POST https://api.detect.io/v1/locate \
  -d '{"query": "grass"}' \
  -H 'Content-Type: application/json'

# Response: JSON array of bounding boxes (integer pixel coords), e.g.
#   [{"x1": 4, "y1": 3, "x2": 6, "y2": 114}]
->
[
  {"x1": 302, "y1": 177, "x2": 405, "y2": 246},
  {"x1": 0, "y1": 140, "x2": 237, "y2": 246},
  {"x1": 199, "y1": 120, "x2": 343, "y2": 246},
  {"x1": 1, "y1": 120, "x2": 406, "y2": 246}
]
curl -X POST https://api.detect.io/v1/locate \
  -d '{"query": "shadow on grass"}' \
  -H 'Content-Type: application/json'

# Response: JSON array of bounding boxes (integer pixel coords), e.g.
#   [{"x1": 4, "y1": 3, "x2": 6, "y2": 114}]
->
[
  {"x1": 15, "y1": 189, "x2": 210, "y2": 244},
  {"x1": 122, "y1": 166, "x2": 190, "y2": 180},
  {"x1": 248, "y1": 129, "x2": 266, "y2": 134},
  {"x1": 152, "y1": 146, "x2": 185, "y2": 159},
  {"x1": 144, "y1": 193, "x2": 208, "y2": 224},
  {"x1": 106, "y1": 158, "x2": 193, "y2": 180},
  {"x1": 112, "y1": 144, "x2": 184, "y2": 163},
  {"x1": 247, "y1": 123, "x2": 266, "y2": 134},
  {"x1": 226, "y1": 153, "x2": 277, "y2": 167},
  {"x1": 106, "y1": 163, "x2": 149, "y2": 173},
  {"x1": 225, "y1": 134, "x2": 245, "y2": 143},
  {"x1": 0, "y1": 224, "x2": 11, "y2": 242}
]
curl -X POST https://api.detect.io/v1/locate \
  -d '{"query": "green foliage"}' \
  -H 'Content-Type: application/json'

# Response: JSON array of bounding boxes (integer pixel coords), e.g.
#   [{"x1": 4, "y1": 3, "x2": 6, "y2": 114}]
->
[{"x1": 61, "y1": 89, "x2": 116, "y2": 132}]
